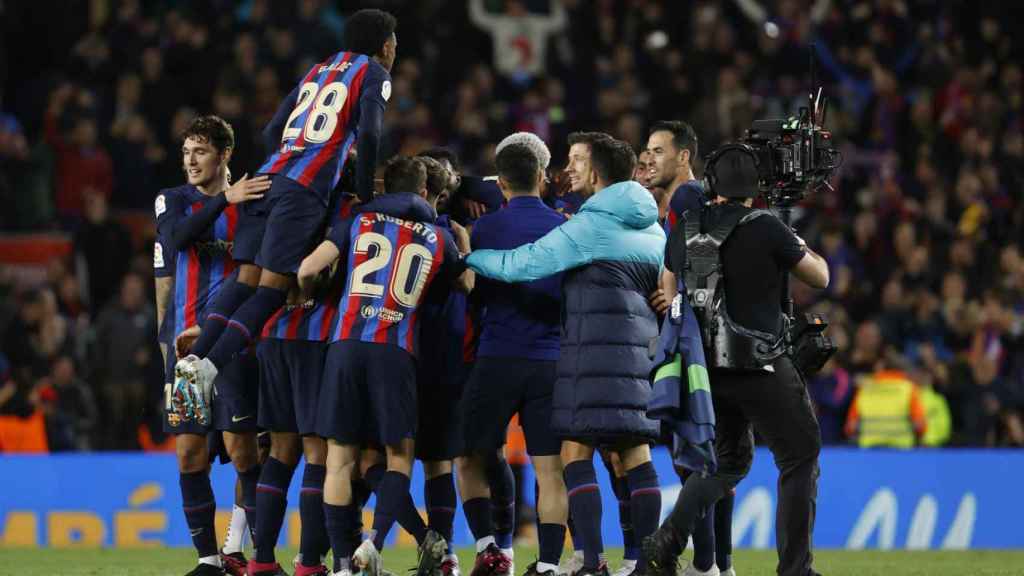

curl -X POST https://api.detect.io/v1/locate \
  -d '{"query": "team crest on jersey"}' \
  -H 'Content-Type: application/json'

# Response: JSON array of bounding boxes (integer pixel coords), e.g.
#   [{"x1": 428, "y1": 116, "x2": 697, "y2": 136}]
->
[
  {"x1": 155, "y1": 194, "x2": 166, "y2": 217},
  {"x1": 154, "y1": 242, "x2": 165, "y2": 268},
  {"x1": 382, "y1": 81, "x2": 392, "y2": 102},
  {"x1": 167, "y1": 412, "x2": 181, "y2": 427}
]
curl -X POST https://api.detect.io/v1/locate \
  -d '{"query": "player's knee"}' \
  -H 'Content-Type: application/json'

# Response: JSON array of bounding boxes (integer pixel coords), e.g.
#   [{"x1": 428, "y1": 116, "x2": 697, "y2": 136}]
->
[
  {"x1": 223, "y1": 433, "x2": 258, "y2": 471},
  {"x1": 423, "y1": 459, "x2": 452, "y2": 479},
  {"x1": 176, "y1": 436, "x2": 208, "y2": 473},
  {"x1": 303, "y1": 436, "x2": 327, "y2": 466},
  {"x1": 237, "y1": 264, "x2": 261, "y2": 285},
  {"x1": 269, "y1": 432, "x2": 302, "y2": 466},
  {"x1": 259, "y1": 269, "x2": 292, "y2": 291}
]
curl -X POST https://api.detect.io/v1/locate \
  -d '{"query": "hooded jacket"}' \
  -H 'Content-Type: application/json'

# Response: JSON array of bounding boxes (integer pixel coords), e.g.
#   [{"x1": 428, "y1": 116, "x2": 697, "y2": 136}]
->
[{"x1": 467, "y1": 181, "x2": 665, "y2": 440}]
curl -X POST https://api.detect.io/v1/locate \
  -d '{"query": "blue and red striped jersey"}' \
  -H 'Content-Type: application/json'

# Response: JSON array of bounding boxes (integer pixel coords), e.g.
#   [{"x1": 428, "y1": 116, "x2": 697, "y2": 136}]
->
[
  {"x1": 258, "y1": 51, "x2": 390, "y2": 199},
  {"x1": 326, "y1": 205, "x2": 462, "y2": 356},
  {"x1": 155, "y1": 185, "x2": 238, "y2": 334},
  {"x1": 261, "y1": 194, "x2": 359, "y2": 341},
  {"x1": 663, "y1": 180, "x2": 706, "y2": 234}
]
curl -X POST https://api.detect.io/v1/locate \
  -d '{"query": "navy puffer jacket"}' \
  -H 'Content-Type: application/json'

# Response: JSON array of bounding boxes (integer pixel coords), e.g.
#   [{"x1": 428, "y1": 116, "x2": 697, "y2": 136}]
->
[{"x1": 466, "y1": 181, "x2": 665, "y2": 441}]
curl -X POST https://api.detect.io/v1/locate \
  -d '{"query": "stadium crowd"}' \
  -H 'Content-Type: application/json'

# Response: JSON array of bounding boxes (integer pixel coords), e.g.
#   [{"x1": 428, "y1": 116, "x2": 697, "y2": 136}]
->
[{"x1": 0, "y1": 0, "x2": 1022, "y2": 454}]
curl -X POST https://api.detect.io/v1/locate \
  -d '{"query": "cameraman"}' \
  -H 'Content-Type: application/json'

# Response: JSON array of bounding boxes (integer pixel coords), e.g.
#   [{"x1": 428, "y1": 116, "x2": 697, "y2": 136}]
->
[{"x1": 643, "y1": 147, "x2": 829, "y2": 576}]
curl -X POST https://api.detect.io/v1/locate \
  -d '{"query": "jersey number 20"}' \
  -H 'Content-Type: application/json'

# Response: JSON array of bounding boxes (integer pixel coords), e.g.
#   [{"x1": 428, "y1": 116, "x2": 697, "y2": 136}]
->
[
  {"x1": 350, "y1": 232, "x2": 434, "y2": 308},
  {"x1": 283, "y1": 81, "x2": 348, "y2": 145}
]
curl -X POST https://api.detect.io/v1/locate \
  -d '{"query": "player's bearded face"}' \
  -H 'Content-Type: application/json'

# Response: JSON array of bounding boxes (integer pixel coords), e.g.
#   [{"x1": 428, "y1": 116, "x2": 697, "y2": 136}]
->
[
  {"x1": 566, "y1": 143, "x2": 595, "y2": 195},
  {"x1": 646, "y1": 130, "x2": 681, "y2": 189},
  {"x1": 182, "y1": 136, "x2": 226, "y2": 187}
]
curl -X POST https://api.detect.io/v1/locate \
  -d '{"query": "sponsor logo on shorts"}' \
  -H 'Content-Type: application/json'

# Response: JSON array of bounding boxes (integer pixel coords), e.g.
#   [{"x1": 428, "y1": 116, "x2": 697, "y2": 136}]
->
[{"x1": 231, "y1": 414, "x2": 253, "y2": 423}]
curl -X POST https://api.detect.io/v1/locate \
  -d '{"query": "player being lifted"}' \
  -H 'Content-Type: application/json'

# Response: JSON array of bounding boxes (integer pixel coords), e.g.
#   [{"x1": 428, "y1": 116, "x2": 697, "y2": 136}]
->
[
  {"x1": 155, "y1": 115, "x2": 272, "y2": 576},
  {"x1": 171, "y1": 9, "x2": 397, "y2": 423},
  {"x1": 298, "y1": 157, "x2": 473, "y2": 576}
]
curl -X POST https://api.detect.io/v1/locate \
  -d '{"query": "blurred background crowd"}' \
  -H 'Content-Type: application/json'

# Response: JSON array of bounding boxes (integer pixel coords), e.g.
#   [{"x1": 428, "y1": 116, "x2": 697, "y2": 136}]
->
[{"x1": 0, "y1": 0, "x2": 1021, "y2": 452}]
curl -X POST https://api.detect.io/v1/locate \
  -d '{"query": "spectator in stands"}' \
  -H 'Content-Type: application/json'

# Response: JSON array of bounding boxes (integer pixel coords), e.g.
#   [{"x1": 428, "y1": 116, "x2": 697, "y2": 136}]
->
[
  {"x1": 72, "y1": 192, "x2": 132, "y2": 315},
  {"x1": 44, "y1": 85, "x2": 114, "y2": 224},
  {"x1": 469, "y1": 0, "x2": 567, "y2": 85},
  {"x1": 92, "y1": 272, "x2": 153, "y2": 450},
  {"x1": 40, "y1": 355, "x2": 97, "y2": 452}
]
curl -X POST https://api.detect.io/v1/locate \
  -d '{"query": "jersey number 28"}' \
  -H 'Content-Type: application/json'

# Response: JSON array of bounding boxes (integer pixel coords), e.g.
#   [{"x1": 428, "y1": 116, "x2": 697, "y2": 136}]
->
[
  {"x1": 350, "y1": 232, "x2": 434, "y2": 308},
  {"x1": 283, "y1": 81, "x2": 348, "y2": 145}
]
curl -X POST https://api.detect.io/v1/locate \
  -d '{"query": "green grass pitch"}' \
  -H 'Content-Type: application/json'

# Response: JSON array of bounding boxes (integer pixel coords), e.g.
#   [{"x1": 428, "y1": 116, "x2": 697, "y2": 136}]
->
[{"x1": 1, "y1": 547, "x2": 1023, "y2": 576}]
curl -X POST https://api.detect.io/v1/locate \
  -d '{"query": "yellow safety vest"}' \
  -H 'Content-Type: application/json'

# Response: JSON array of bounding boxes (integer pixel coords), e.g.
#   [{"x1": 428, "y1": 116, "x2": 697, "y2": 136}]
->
[
  {"x1": 855, "y1": 376, "x2": 916, "y2": 449},
  {"x1": 921, "y1": 386, "x2": 952, "y2": 447}
]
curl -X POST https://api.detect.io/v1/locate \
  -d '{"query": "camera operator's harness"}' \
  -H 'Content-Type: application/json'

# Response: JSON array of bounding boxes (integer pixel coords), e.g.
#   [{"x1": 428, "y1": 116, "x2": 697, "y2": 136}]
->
[{"x1": 682, "y1": 206, "x2": 788, "y2": 371}]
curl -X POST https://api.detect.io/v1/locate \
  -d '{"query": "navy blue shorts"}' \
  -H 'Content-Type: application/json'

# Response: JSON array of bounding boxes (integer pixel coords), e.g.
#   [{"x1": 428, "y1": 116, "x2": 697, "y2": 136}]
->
[
  {"x1": 163, "y1": 353, "x2": 260, "y2": 435},
  {"x1": 257, "y1": 338, "x2": 325, "y2": 435},
  {"x1": 233, "y1": 175, "x2": 327, "y2": 274},
  {"x1": 416, "y1": 362, "x2": 470, "y2": 461},
  {"x1": 317, "y1": 340, "x2": 417, "y2": 447},
  {"x1": 461, "y1": 356, "x2": 560, "y2": 457}
]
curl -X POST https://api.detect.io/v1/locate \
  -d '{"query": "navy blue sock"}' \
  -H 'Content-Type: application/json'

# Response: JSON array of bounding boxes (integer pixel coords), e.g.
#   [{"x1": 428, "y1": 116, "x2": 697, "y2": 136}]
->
[
  {"x1": 626, "y1": 462, "x2": 660, "y2": 570},
  {"x1": 238, "y1": 463, "x2": 262, "y2": 546},
  {"x1": 538, "y1": 523, "x2": 566, "y2": 567},
  {"x1": 485, "y1": 454, "x2": 515, "y2": 549},
  {"x1": 207, "y1": 286, "x2": 286, "y2": 369},
  {"x1": 300, "y1": 464, "x2": 328, "y2": 567},
  {"x1": 371, "y1": 471, "x2": 413, "y2": 550},
  {"x1": 692, "y1": 504, "x2": 717, "y2": 572},
  {"x1": 715, "y1": 491, "x2": 735, "y2": 571},
  {"x1": 568, "y1": 514, "x2": 582, "y2": 552},
  {"x1": 425, "y1": 473, "x2": 457, "y2": 554},
  {"x1": 364, "y1": 475, "x2": 428, "y2": 546},
  {"x1": 564, "y1": 460, "x2": 603, "y2": 568},
  {"x1": 180, "y1": 471, "x2": 218, "y2": 558},
  {"x1": 325, "y1": 503, "x2": 357, "y2": 572},
  {"x1": 463, "y1": 497, "x2": 493, "y2": 542},
  {"x1": 253, "y1": 458, "x2": 293, "y2": 563},
  {"x1": 190, "y1": 279, "x2": 255, "y2": 357},
  {"x1": 612, "y1": 475, "x2": 638, "y2": 561},
  {"x1": 360, "y1": 464, "x2": 385, "y2": 502}
]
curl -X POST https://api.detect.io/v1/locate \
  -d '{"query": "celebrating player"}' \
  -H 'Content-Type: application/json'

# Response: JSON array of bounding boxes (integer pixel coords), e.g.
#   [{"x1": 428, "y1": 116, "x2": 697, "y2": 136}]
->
[
  {"x1": 172, "y1": 9, "x2": 398, "y2": 423},
  {"x1": 297, "y1": 157, "x2": 473, "y2": 576},
  {"x1": 155, "y1": 115, "x2": 271, "y2": 576}
]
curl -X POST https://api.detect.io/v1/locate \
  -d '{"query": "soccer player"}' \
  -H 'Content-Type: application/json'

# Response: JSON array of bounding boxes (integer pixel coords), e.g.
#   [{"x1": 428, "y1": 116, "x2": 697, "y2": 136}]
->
[
  {"x1": 460, "y1": 141, "x2": 568, "y2": 576},
  {"x1": 246, "y1": 187, "x2": 360, "y2": 576},
  {"x1": 172, "y1": 9, "x2": 398, "y2": 423},
  {"x1": 155, "y1": 179, "x2": 254, "y2": 576},
  {"x1": 297, "y1": 157, "x2": 473, "y2": 576},
  {"x1": 645, "y1": 121, "x2": 705, "y2": 233},
  {"x1": 646, "y1": 121, "x2": 734, "y2": 576},
  {"x1": 466, "y1": 134, "x2": 665, "y2": 576},
  {"x1": 412, "y1": 155, "x2": 471, "y2": 576},
  {"x1": 155, "y1": 115, "x2": 271, "y2": 576}
]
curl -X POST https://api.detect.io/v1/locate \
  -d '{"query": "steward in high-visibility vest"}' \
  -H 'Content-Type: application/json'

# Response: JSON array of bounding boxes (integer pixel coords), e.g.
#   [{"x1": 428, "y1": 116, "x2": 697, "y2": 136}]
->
[{"x1": 844, "y1": 370, "x2": 927, "y2": 448}]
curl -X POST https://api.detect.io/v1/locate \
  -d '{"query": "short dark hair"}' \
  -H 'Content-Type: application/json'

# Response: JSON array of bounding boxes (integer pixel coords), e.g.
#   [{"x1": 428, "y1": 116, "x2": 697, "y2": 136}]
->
[
  {"x1": 419, "y1": 147, "x2": 461, "y2": 173},
  {"x1": 383, "y1": 156, "x2": 426, "y2": 195},
  {"x1": 415, "y1": 156, "x2": 447, "y2": 200},
  {"x1": 589, "y1": 138, "x2": 637, "y2": 185},
  {"x1": 495, "y1": 143, "x2": 541, "y2": 193},
  {"x1": 180, "y1": 115, "x2": 234, "y2": 153},
  {"x1": 649, "y1": 120, "x2": 698, "y2": 160},
  {"x1": 342, "y1": 9, "x2": 397, "y2": 57},
  {"x1": 567, "y1": 131, "x2": 614, "y2": 150}
]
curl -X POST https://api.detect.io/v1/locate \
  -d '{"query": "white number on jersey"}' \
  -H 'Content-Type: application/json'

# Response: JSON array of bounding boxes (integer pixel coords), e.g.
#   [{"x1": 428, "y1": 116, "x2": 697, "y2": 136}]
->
[
  {"x1": 281, "y1": 81, "x2": 349, "y2": 145},
  {"x1": 349, "y1": 232, "x2": 435, "y2": 308}
]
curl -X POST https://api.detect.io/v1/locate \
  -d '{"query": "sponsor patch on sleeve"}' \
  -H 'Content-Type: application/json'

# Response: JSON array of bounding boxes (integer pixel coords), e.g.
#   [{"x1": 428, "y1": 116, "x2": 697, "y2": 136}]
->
[
  {"x1": 154, "y1": 242, "x2": 165, "y2": 268},
  {"x1": 155, "y1": 194, "x2": 166, "y2": 217},
  {"x1": 382, "y1": 81, "x2": 392, "y2": 102}
]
